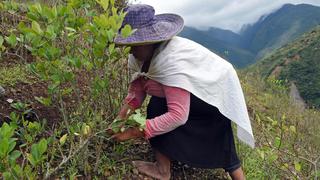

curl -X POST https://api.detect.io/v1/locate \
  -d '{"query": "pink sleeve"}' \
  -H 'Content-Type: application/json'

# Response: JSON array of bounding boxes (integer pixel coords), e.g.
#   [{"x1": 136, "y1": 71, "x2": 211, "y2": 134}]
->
[
  {"x1": 124, "y1": 78, "x2": 146, "y2": 109},
  {"x1": 144, "y1": 86, "x2": 190, "y2": 139}
]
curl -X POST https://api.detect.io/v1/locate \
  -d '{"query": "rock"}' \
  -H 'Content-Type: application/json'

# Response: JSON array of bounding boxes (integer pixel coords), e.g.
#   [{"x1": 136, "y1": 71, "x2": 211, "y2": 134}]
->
[
  {"x1": 0, "y1": 85, "x2": 5, "y2": 96},
  {"x1": 6, "y1": 98, "x2": 13, "y2": 103}
]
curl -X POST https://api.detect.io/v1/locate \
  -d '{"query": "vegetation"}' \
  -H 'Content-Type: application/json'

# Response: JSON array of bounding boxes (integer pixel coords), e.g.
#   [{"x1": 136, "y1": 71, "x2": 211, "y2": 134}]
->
[
  {"x1": 0, "y1": 65, "x2": 34, "y2": 86},
  {"x1": 0, "y1": 0, "x2": 135, "y2": 178},
  {"x1": 0, "y1": 0, "x2": 319, "y2": 179},
  {"x1": 238, "y1": 72, "x2": 320, "y2": 179},
  {"x1": 249, "y1": 26, "x2": 320, "y2": 108}
]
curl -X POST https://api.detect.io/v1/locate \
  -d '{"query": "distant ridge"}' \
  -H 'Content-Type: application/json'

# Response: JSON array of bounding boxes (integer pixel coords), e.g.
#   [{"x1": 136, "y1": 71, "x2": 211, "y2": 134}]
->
[{"x1": 179, "y1": 3, "x2": 320, "y2": 68}]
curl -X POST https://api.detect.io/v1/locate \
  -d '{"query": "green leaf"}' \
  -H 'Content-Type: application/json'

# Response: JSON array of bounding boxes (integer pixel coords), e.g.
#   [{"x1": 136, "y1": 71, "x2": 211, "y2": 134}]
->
[
  {"x1": 27, "y1": 153, "x2": 36, "y2": 166},
  {"x1": 9, "y1": 150, "x2": 21, "y2": 163},
  {"x1": 62, "y1": 88, "x2": 73, "y2": 96},
  {"x1": 45, "y1": 25, "x2": 57, "y2": 39},
  {"x1": 50, "y1": 74, "x2": 62, "y2": 83},
  {"x1": 96, "y1": 0, "x2": 109, "y2": 11},
  {"x1": 110, "y1": 118, "x2": 124, "y2": 133},
  {"x1": 65, "y1": 27, "x2": 76, "y2": 32},
  {"x1": 30, "y1": 144, "x2": 40, "y2": 162},
  {"x1": 59, "y1": 134, "x2": 68, "y2": 145},
  {"x1": 12, "y1": 164, "x2": 23, "y2": 177},
  {"x1": 106, "y1": 29, "x2": 114, "y2": 42},
  {"x1": 121, "y1": 24, "x2": 134, "y2": 38},
  {"x1": 294, "y1": 161, "x2": 301, "y2": 172},
  {"x1": 38, "y1": 138, "x2": 47, "y2": 155},
  {"x1": 0, "y1": 123, "x2": 15, "y2": 138},
  {"x1": 64, "y1": 72, "x2": 74, "y2": 81},
  {"x1": 8, "y1": 141, "x2": 16, "y2": 153},
  {"x1": 2, "y1": 172, "x2": 12, "y2": 179},
  {"x1": 269, "y1": 154, "x2": 278, "y2": 162},
  {"x1": 0, "y1": 35, "x2": 4, "y2": 46},
  {"x1": 32, "y1": 21, "x2": 43, "y2": 34},
  {"x1": 5, "y1": 34, "x2": 17, "y2": 47},
  {"x1": 108, "y1": 43, "x2": 115, "y2": 54},
  {"x1": 128, "y1": 110, "x2": 146, "y2": 128},
  {"x1": 43, "y1": 6, "x2": 55, "y2": 22},
  {"x1": 35, "y1": 96, "x2": 52, "y2": 106},
  {"x1": 74, "y1": 58, "x2": 82, "y2": 68},
  {"x1": 124, "y1": 47, "x2": 131, "y2": 54},
  {"x1": 34, "y1": 3, "x2": 42, "y2": 14},
  {"x1": 274, "y1": 137, "x2": 281, "y2": 148},
  {"x1": 289, "y1": 125, "x2": 296, "y2": 133},
  {"x1": 0, "y1": 138, "x2": 9, "y2": 158},
  {"x1": 81, "y1": 123, "x2": 91, "y2": 136}
]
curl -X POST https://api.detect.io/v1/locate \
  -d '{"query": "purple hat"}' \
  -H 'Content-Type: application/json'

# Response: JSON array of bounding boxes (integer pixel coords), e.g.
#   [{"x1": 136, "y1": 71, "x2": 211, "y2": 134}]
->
[{"x1": 114, "y1": 4, "x2": 184, "y2": 45}]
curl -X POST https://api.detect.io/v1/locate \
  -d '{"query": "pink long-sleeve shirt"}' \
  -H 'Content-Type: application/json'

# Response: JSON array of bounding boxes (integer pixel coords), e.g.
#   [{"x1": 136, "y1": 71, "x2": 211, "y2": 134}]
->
[{"x1": 124, "y1": 77, "x2": 190, "y2": 139}]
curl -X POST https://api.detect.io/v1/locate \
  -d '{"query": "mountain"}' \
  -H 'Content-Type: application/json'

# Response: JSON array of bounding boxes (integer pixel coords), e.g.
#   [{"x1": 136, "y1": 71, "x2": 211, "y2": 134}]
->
[
  {"x1": 242, "y1": 3, "x2": 320, "y2": 59},
  {"x1": 179, "y1": 26, "x2": 255, "y2": 67},
  {"x1": 247, "y1": 26, "x2": 320, "y2": 108},
  {"x1": 179, "y1": 3, "x2": 320, "y2": 68}
]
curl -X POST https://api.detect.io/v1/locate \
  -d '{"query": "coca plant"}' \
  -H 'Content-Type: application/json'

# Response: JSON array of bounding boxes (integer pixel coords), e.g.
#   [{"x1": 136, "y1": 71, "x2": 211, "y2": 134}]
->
[{"x1": 1, "y1": 0, "x2": 134, "y2": 178}]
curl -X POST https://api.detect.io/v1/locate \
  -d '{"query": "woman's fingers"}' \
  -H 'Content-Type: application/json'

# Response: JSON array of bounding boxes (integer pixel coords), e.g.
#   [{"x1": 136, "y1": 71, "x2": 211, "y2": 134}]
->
[{"x1": 112, "y1": 128, "x2": 144, "y2": 142}]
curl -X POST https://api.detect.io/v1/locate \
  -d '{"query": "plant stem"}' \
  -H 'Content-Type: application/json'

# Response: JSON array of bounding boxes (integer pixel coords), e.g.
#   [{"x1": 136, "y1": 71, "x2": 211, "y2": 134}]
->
[{"x1": 44, "y1": 138, "x2": 89, "y2": 179}]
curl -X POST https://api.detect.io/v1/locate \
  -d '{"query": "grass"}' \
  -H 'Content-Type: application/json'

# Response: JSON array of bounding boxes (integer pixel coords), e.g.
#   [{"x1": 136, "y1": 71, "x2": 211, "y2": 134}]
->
[
  {"x1": 237, "y1": 71, "x2": 320, "y2": 179},
  {"x1": 0, "y1": 64, "x2": 35, "y2": 86}
]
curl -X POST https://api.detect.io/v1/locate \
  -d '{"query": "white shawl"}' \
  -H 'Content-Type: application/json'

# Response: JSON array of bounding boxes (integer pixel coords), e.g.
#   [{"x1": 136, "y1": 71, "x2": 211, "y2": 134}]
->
[{"x1": 128, "y1": 36, "x2": 255, "y2": 148}]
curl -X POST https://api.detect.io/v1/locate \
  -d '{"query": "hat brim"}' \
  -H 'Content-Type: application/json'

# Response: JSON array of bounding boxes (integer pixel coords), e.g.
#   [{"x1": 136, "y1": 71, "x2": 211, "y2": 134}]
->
[{"x1": 114, "y1": 13, "x2": 184, "y2": 46}]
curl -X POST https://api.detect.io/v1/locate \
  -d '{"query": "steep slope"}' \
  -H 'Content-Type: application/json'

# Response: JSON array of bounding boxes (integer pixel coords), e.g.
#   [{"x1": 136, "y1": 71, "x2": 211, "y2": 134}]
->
[{"x1": 248, "y1": 26, "x2": 320, "y2": 108}]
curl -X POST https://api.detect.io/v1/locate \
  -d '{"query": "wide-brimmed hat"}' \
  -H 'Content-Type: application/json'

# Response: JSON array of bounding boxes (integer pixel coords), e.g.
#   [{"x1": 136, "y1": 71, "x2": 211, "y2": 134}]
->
[{"x1": 114, "y1": 4, "x2": 184, "y2": 46}]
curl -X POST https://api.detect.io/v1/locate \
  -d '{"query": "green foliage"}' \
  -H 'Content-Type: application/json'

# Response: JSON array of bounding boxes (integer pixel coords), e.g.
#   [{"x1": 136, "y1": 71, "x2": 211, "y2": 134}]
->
[
  {"x1": 110, "y1": 109, "x2": 146, "y2": 133},
  {"x1": 238, "y1": 71, "x2": 320, "y2": 179},
  {"x1": 281, "y1": 44, "x2": 320, "y2": 108},
  {"x1": 0, "y1": 118, "x2": 47, "y2": 179},
  {"x1": 34, "y1": 96, "x2": 52, "y2": 106},
  {"x1": 0, "y1": 64, "x2": 34, "y2": 86},
  {"x1": 1, "y1": 0, "x2": 132, "y2": 178},
  {"x1": 0, "y1": 35, "x2": 4, "y2": 47},
  {"x1": 250, "y1": 26, "x2": 320, "y2": 108},
  {"x1": 121, "y1": 24, "x2": 135, "y2": 38},
  {"x1": 27, "y1": 139, "x2": 47, "y2": 166},
  {"x1": 128, "y1": 110, "x2": 146, "y2": 128}
]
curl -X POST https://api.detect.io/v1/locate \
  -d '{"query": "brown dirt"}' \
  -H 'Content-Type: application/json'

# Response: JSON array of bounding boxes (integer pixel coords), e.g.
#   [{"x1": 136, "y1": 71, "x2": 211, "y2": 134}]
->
[{"x1": 0, "y1": 81, "x2": 61, "y2": 129}]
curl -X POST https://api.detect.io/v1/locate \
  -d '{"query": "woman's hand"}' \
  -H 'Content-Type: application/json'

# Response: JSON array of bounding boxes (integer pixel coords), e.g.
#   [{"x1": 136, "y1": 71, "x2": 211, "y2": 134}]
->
[
  {"x1": 112, "y1": 127, "x2": 144, "y2": 142},
  {"x1": 118, "y1": 103, "x2": 135, "y2": 120},
  {"x1": 107, "y1": 103, "x2": 136, "y2": 135}
]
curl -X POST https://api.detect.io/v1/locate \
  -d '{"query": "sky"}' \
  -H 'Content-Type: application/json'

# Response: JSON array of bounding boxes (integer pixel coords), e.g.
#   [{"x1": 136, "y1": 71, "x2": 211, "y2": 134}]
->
[{"x1": 130, "y1": 0, "x2": 320, "y2": 32}]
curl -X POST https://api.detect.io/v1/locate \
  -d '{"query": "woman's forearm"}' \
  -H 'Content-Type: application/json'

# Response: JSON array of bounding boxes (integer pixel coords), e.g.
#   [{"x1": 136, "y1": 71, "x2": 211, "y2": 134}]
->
[{"x1": 144, "y1": 86, "x2": 190, "y2": 139}]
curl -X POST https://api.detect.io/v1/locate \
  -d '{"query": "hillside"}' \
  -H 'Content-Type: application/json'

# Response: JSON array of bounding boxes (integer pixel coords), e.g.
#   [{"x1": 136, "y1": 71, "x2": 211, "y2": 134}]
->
[
  {"x1": 180, "y1": 3, "x2": 320, "y2": 68},
  {"x1": 1, "y1": 1, "x2": 320, "y2": 179},
  {"x1": 248, "y1": 26, "x2": 320, "y2": 108},
  {"x1": 179, "y1": 27, "x2": 255, "y2": 67}
]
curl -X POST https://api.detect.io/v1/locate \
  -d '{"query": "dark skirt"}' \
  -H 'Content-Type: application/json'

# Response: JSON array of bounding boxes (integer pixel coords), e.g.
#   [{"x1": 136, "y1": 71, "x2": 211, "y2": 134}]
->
[{"x1": 147, "y1": 94, "x2": 241, "y2": 172}]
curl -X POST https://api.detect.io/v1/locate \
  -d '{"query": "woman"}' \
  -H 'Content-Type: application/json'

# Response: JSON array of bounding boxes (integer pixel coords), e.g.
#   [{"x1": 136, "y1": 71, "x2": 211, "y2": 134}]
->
[{"x1": 112, "y1": 4, "x2": 254, "y2": 180}]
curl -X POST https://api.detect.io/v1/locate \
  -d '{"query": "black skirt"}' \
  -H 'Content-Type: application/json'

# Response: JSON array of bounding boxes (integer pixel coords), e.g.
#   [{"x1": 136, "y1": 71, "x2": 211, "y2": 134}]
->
[{"x1": 147, "y1": 94, "x2": 240, "y2": 172}]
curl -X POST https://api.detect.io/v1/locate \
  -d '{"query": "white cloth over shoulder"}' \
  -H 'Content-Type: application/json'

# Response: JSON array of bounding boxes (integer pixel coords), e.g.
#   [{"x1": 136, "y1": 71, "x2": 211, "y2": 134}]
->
[{"x1": 128, "y1": 36, "x2": 255, "y2": 148}]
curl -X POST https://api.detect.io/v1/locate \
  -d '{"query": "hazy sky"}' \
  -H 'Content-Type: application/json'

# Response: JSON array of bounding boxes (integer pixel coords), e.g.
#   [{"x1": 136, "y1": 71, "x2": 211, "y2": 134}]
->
[{"x1": 131, "y1": 0, "x2": 320, "y2": 32}]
